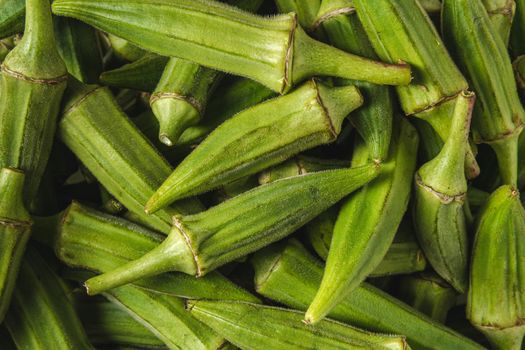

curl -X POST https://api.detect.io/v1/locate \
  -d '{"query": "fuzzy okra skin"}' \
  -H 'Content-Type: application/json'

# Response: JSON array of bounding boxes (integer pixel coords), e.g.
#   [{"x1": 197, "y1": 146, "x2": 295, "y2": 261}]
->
[
  {"x1": 0, "y1": 0, "x2": 67, "y2": 204},
  {"x1": 0, "y1": 0, "x2": 25, "y2": 39},
  {"x1": 188, "y1": 300, "x2": 408, "y2": 350},
  {"x1": 85, "y1": 164, "x2": 380, "y2": 295},
  {"x1": 0, "y1": 168, "x2": 32, "y2": 323},
  {"x1": 481, "y1": 0, "x2": 516, "y2": 44},
  {"x1": 443, "y1": 0, "x2": 525, "y2": 187},
  {"x1": 413, "y1": 91, "x2": 475, "y2": 293},
  {"x1": 305, "y1": 118, "x2": 419, "y2": 324},
  {"x1": 146, "y1": 79, "x2": 362, "y2": 211},
  {"x1": 5, "y1": 247, "x2": 93, "y2": 350},
  {"x1": 52, "y1": 0, "x2": 411, "y2": 93},
  {"x1": 58, "y1": 80, "x2": 203, "y2": 234},
  {"x1": 252, "y1": 240, "x2": 485, "y2": 350},
  {"x1": 467, "y1": 185, "x2": 525, "y2": 350}
]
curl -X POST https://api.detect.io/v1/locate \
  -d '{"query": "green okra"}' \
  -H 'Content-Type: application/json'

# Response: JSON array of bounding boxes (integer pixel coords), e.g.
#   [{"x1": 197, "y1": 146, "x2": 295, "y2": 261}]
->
[
  {"x1": 107, "y1": 34, "x2": 148, "y2": 62},
  {"x1": 275, "y1": 0, "x2": 321, "y2": 31},
  {"x1": 252, "y1": 239, "x2": 485, "y2": 350},
  {"x1": 481, "y1": 0, "x2": 516, "y2": 44},
  {"x1": 0, "y1": 0, "x2": 67, "y2": 204},
  {"x1": 395, "y1": 273, "x2": 457, "y2": 324},
  {"x1": 52, "y1": 0, "x2": 412, "y2": 94},
  {"x1": 306, "y1": 118, "x2": 419, "y2": 324},
  {"x1": 84, "y1": 164, "x2": 380, "y2": 295},
  {"x1": 5, "y1": 246, "x2": 93, "y2": 350},
  {"x1": 413, "y1": 91, "x2": 475, "y2": 293},
  {"x1": 99, "y1": 54, "x2": 169, "y2": 92},
  {"x1": 443, "y1": 0, "x2": 525, "y2": 187},
  {"x1": 468, "y1": 186, "x2": 491, "y2": 208},
  {"x1": 510, "y1": 0, "x2": 525, "y2": 56},
  {"x1": 99, "y1": 186, "x2": 125, "y2": 215},
  {"x1": 0, "y1": 168, "x2": 32, "y2": 322},
  {"x1": 411, "y1": 118, "x2": 444, "y2": 162},
  {"x1": 146, "y1": 79, "x2": 363, "y2": 211},
  {"x1": 58, "y1": 80, "x2": 203, "y2": 234},
  {"x1": 515, "y1": 55, "x2": 525, "y2": 89},
  {"x1": 188, "y1": 300, "x2": 408, "y2": 350},
  {"x1": 314, "y1": 0, "x2": 394, "y2": 162},
  {"x1": 419, "y1": 0, "x2": 442, "y2": 13},
  {"x1": 0, "y1": 0, "x2": 24, "y2": 39},
  {"x1": 54, "y1": 17, "x2": 103, "y2": 84},
  {"x1": 0, "y1": 37, "x2": 14, "y2": 63},
  {"x1": 56, "y1": 201, "x2": 259, "y2": 302}
]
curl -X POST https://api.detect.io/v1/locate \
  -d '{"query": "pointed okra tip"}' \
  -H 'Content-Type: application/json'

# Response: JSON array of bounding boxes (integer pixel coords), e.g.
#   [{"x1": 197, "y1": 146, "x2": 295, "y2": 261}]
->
[{"x1": 151, "y1": 97, "x2": 201, "y2": 146}]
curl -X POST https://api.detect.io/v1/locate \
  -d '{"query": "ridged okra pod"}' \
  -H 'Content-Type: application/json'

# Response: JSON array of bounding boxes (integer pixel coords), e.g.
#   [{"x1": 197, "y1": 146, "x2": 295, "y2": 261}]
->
[
  {"x1": 481, "y1": 0, "x2": 516, "y2": 44},
  {"x1": 106, "y1": 34, "x2": 147, "y2": 62},
  {"x1": 443, "y1": 0, "x2": 525, "y2": 186},
  {"x1": 0, "y1": 0, "x2": 24, "y2": 38},
  {"x1": 188, "y1": 300, "x2": 408, "y2": 350},
  {"x1": 275, "y1": 0, "x2": 321, "y2": 31},
  {"x1": 85, "y1": 164, "x2": 380, "y2": 295},
  {"x1": 52, "y1": 0, "x2": 411, "y2": 93},
  {"x1": 5, "y1": 247, "x2": 93, "y2": 350},
  {"x1": 467, "y1": 185, "x2": 525, "y2": 350},
  {"x1": 146, "y1": 79, "x2": 363, "y2": 211},
  {"x1": 413, "y1": 91, "x2": 475, "y2": 293},
  {"x1": 56, "y1": 202, "x2": 259, "y2": 302},
  {"x1": 314, "y1": 0, "x2": 394, "y2": 162},
  {"x1": 58, "y1": 81, "x2": 202, "y2": 234},
  {"x1": 252, "y1": 240, "x2": 485, "y2": 350},
  {"x1": 0, "y1": 168, "x2": 32, "y2": 322},
  {"x1": 510, "y1": 0, "x2": 525, "y2": 56},
  {"x1": 0, "y1": 0, "x2": 67, "y2": 204},
  {"x1": 305, "y1": 118, "x2": 419, "y2": 324}
]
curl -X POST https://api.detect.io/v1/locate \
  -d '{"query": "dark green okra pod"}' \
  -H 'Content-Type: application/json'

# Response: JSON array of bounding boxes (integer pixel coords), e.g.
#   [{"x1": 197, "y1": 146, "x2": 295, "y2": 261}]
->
[
  {"x1": 147, "y1": 79, "x2": 362, "y2": 211},
  {"x1": 0, "y1": 37, "x2": 14, "y2": 63},
  {"x1": 252, "y1": 240, "x2": 485, "y2": 350},
  {"x1": 85, "y1": 164, "x2": 379, "y2": 294},
  {"x1": 5, "y1": 247, "x2": 93, "y2": 350},
  {"x1": 515, "y1": 55, "x2": 525, "y2": 90},
  {"x1": 106, "y1": 34, "x2": 148, "y2": 62},
  {"x1": 468, "y1": 185, "x2": 525, "y2": 350},
  {"x1": 481, "y1": 0, "x2": 516, "y2": 44},
  {"x1": 0, "y1": 0, "x2": 24, "y2": 38},
  {"x1": 510, "y1": 0, "x2": 525, "y2": 56},
  {"x1": 52, "y1": 0, "x2": 411, "y2": 93},
  {"x1": 306, "y1": 118, "x2": 419, "y2": 324},
  {"x1": 0, "y1": 0, "x2": 67, "y2": 204},
  {"x1": 58, "y1": 80, "x2": 203, "y2": 234},
  {"x1": 413, "y1": 91, "x2": 475, "y2": 293},
  {"x1": 0, "y1": 168, "x2": 32, "y2": 322},
  {"x1": 443, "y1": 0, "x2": 525, "y2": 186},
  {"x1": 188, "y1": 300, "x2": 408, "y2": 350}
]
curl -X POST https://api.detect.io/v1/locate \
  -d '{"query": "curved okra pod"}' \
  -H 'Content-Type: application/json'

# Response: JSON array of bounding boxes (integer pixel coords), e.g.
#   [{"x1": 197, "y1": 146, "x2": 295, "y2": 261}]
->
[
  {"x1": 305, "y1": 118, "x2": 419, "y2": 324},
  {"x1": 0, "y1": 0, "x2": 67, "y2": 204},
  {"x1": 56, "y1": 202, "x2": 259, "y2": 302},
  {"x1": 510, "y1": 0, "x2": 525, "y2": 56},
  {"x1": 481, "y1": 0, "x2": 516, "y2": 44},
  {"x1": 314, "y1": 0, "x2": 394, "y2": 162},
  {"x1": 4, "y1": 247, "x2": 93, "y2": 350},
  {"x1": 85, "y1": 164, "x2": 380, "y2": 295},
  {"x1": 146, "y1": 80, "x2": 362, "y2": 211},
  {"x1": 0, "y1": 0, "x2": 24, "y2": 38},
  {"x1": 468, "y1": 185, "x2": 525, "y2": 350},
  {"x1": 413, "y1": 91, "x2": 475, "y2": 293},
  {"x1": 0, "y1": 168, "x2": 32, "y2": 322},
  {"x1": 251, "y1": 240, "x2": 486, "y2": 350},
  {"x1": 443, "y1": 0, "x2": 525, "y2": 187},
  {"x1": 58, "y1": 80, "x2": 203, "y2": 234},
  {"x1": 51, "y1": 0, "x2": 411, "y2": 93},
  {"x1": 188, "y1": 300, "x2": 408, "y2": 350},
  {"x1": 107, "y1": 34, "x2": 147, "y2": 62}
]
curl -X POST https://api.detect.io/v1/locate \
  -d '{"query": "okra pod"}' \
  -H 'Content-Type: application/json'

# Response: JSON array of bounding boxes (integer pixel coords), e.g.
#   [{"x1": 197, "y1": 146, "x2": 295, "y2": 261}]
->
[
  {"x1": 99, "y1": 54, "x2": 169, "y2": 92},
  {"x1": 85, "y1": 164, "x2": 379, "y2": 294},
  {"x1": 443, "y1": 0, "x2": 525, "y2": 186},
  {"x1": 0, "y1": 0, "x2": 67, "y2": 204},
  {"x1": 0, "y1": 0, "x2": 24, "y2": 38},
  {"x1": 107, "y1": 34, "x2": 148, "y2": 62},
  {"x1": 467, "y1": 185, "x2": 525, "y2": 350},
  {"x1": 515, "y1": 55, "x2": 525, "y2": 89},
  {"x1": 147, "y1": 80, "x2": 362, "y2": 211},
  {"x1": 0, "y1": 37, "x2": 14, "y2": 63},
  {"x1": 252, "y1": 239, "x2": 485, "y2": 350},
  {"x1": 4, "y1": 247, "x2": 93, "y2": 350},
  {"x1": 0, "y1": 168, "x2": 32, "y2": 322},
  {"x1": 52, "y1": 0, "x2": 411, "y2": 93},
  {"x1": 188, "y1": 300, "x2": 408, "y2": 350},
  {"x1": 510, "y1": 0, "x2": 525, "y2": 56},
  {"x1": 58, "y1": 80, "x2": 203, "y2": 234},
  {"x1": 481, "y1": 0, "x2": 516, "y2": 44},
  {"x1": 275, "y1": 0, "x2": 321, "y2": 31}
]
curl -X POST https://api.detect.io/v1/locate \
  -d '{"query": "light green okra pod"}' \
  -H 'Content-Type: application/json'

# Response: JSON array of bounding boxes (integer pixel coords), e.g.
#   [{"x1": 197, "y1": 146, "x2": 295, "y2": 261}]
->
[
  {"x1": 5, "y1": 247, "x2": 93, "y2": 350},
  {"x1": 481, "y1": 0, "x2": 516, "y2": 44},
  {"x1": 0, "y1": 168, "x2": 32, "y2": 323},
  {"x1": 510, "y1": 0, "x2": 525, "y2": 56},
  {"x1": 146, "y1": 79, "x2": 362, "y2": 212},
  {"x1": 467, "y1": 185, "x2": 525, "y2": 350},
  {"x1": 58, "y1": 80, "x2": 203, "y2": 234},
  {"x1": 51, "y1": 0, "x2": 411, "y2": 93},
  {"x1": 306, "y1": 118, "x2": 419, "y2": 324},
  {"x1": 0, "y1": 0, "x2": 67, "y2": 204},
  {"x1": 443, "y1": 0, "x2": 525, "y2": 187},
  {"x1": 252, "y1": 239, "x2": 486, "y2": 350},
  {"x1": 188, "y1": 300, "x2": 408, "y2": 350},
  {"x1": 107, "y1": 34, "x2": 148, "y2": 62},
  {"x1": 84, "y1": 164, "x2": 379, "y2": 295},
  {"x1": 0, "y1": 0, "x2": 24, "y2": 39},
  {"x1": 413, "y1": 91, "x2": 475, "y2": 293},
  {"x1": 275, "y1": 0, "x2": 321, "y2": 31}
]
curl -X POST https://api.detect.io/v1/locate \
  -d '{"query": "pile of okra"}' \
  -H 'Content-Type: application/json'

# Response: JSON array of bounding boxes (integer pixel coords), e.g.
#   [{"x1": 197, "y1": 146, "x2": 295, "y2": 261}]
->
[{"x1": 2, "y1": 0, "x2": 525, "y2": 348}]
